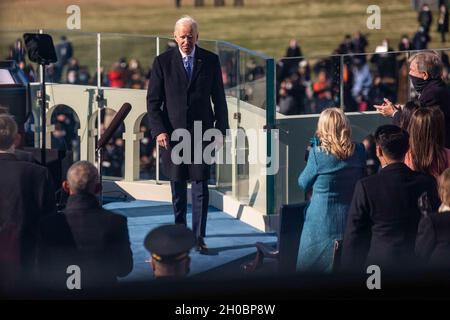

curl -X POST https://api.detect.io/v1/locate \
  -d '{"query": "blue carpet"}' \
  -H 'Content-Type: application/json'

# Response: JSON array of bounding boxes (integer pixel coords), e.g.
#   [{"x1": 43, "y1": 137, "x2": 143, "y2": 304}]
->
[{"x1": 103, "y1": 200, "x2": 277, "y2": 282}]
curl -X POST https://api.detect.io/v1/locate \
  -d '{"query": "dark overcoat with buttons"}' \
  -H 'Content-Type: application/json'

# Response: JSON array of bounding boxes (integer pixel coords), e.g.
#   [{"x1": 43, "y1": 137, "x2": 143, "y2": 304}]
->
[{"x1": 147, "y1": 45, "x2": 229, "y2": 181}]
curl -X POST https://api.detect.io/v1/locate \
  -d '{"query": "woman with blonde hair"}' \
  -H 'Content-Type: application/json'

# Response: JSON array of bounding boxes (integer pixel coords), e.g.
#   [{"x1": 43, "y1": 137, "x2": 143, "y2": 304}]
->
[
  {"x1": 405, "y1": 107, "x2": 450, "y2": 178},
  {"x1": 297, "y1": 107, "x2": 366, "y2": 272},
  {"x1": 416, "y1": 168, "x2": 450, "y2": 270}
]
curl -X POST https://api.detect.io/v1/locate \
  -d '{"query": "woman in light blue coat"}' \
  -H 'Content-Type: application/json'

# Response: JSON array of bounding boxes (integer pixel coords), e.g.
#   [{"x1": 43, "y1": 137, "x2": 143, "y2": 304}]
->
[{"x1": 297, "y1": 108, "x2": 366, "y2": 273}]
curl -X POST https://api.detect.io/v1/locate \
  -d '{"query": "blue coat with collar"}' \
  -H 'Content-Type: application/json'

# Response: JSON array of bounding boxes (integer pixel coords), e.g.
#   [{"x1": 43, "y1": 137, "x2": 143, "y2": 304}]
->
[{"x1": 297, "y1": 142, "x2": 366, "y2": 272}]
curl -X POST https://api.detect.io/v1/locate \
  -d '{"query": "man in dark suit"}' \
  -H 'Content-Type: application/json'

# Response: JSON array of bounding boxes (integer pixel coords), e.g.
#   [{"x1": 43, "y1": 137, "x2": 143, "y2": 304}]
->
[
  {"x1": 418, "y1": 3, "x2": 433, "y2": 34},
  {"x1": 0, "y1": 105, "x2": 36, "y2": 163},
  {"x1": 0, "y1": 115, "x2": 56, "y2": 288},
  {"x1": 54, "y1": 35, "x2": 73, "y2": 82},
  {"x1": 375, "y1": 51, "x2": 450, "y2": 148},
  {"x1": 38, "y1": 161, "x2": 133, "y2": 289},
  {"x1": 147, "y1": 16, "x2": 229, "y2": 252},
  {"x1": 342, "y1": 125, "x2": 440, "y2": 273}
]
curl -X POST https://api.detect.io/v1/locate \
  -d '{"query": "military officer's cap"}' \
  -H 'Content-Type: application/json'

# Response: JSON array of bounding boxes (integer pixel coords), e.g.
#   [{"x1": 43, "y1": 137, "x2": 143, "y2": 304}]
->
[{"x1": 144, "y1": 224, "x2": 196, "y2": 263}]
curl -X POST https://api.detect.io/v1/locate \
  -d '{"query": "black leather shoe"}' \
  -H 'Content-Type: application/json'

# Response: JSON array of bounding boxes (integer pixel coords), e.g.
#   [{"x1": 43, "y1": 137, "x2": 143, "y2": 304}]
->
[{"x1": 196, "y1": 237, "x2": 208, "y2": 253}]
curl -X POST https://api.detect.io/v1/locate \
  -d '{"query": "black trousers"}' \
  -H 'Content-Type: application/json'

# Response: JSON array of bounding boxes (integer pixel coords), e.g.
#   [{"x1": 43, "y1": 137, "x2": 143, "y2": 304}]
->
[{"x1": 170, "y1": 180, "x2": 209, "y2": 239}]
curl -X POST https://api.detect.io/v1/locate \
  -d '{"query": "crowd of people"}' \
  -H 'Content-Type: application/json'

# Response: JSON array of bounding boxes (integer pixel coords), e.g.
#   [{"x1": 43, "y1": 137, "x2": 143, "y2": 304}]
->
[
  {"x1": 296, "y1": 50, "x2": 450, "y2": 274},
  {"x1": 5, "y1": 2, "x2": 450, "y2": 182},
  {"x1": 5, "y1": 3, "x2": 450, "y2": 114},
  {"x1": 2, "y1": 114, "x2": 188, "y2": 289},
  {"x1": 2, "y1": 5, "x2": 450, "y2": 294},
  {"x1": 276, "y1": 2, "x2": 450, "y2": 115},
  {"x1": 5, "y1": 36, "x2": 152, "y2": 89},
  {"x1": 1, "y1": 50, "x2": 449, "y2": 293},
  {"x1": 6, "y1": 37, "x2": 226, "y2": 181},
  {"x1": 5, "y1": 39, "x2": 237, "y2": 181}
]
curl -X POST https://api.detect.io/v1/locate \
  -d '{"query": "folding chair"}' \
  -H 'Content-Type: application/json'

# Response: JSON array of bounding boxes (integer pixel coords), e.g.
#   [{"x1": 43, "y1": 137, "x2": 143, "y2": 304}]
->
[{"x1": 241, "y1": 202, "x2": 307, "y2": 274}]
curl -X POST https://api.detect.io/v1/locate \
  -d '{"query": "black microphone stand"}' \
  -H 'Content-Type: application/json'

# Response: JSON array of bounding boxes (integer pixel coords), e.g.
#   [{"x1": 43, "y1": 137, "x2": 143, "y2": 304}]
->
[
  {"x1": 24, "y1": 33, "x2": 57, "y2": 166},
  {"x1": 95, "y1": 90, "x2": 105, "y2": 205},
  {"x1": 39, "y1": 60, "x2": 50, "y2": 165},
  {"x1": 96, "y1": 33, "x2": 105, "y2": 205}
]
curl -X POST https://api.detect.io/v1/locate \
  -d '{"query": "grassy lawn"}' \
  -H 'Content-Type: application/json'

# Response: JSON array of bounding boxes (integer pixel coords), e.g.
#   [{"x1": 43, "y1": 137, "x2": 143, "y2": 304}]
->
[{"x1": 1, "y1": 0, "x2": 448, "y2": 65}]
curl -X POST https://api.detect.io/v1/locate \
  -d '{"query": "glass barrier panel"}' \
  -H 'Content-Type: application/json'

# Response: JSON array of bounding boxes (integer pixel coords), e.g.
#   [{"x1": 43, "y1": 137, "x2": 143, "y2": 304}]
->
[
  {"x1": 342, "y1": 51, "x2": 409, "y2": 112},
  {"x1": 239, "y1": 50, "x2": 267, "y2": 110},
  {"x1": 277, "y1": 55, "x2": 341, "y2": 115},
  {"x1": 100, "y1": 34, "x2": 156, "y2": 89},
  {"x1": 157, "y1": 37, "x2": 177, "y2": 55},
  {"x1": 216, "y1": 42, "x2": 240, "y2": 97},
  {"x1": 214, "y1": 43, "x2": 240, "y2": 194},
  {"x1": 0, "y1": 29, "x2": 40, "y2": 83},
  {"x1": 36, "y1": 30, "x2": 98, "y2": 86},
  {"x1": 197, "y1": 39, "x2": 217, "y2": 54}
]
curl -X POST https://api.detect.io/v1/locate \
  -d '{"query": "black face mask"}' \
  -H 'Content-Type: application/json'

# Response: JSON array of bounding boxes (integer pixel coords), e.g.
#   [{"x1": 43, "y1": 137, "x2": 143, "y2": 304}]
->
[{"x1": 410, "y1": 75, "x2": 429, "y2": 93}]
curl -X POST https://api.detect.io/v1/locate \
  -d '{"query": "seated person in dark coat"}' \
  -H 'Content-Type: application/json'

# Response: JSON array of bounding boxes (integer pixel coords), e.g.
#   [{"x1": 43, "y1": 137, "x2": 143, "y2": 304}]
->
[
  {"x1": 0, "y1": 115, "x2": 55, "y2": 289},
  {"x1": 416, "y1": 168, "x2": 450, "y2": 271},
  {"x1": 0, "y1": 105, "x2": 35, "y2": 163},
  {"x1": 38, "y1": 161, "x2": 133, "y2": 289},
  {"x1": 342, "y1": 125, "x2": 440, "y2": 273}
]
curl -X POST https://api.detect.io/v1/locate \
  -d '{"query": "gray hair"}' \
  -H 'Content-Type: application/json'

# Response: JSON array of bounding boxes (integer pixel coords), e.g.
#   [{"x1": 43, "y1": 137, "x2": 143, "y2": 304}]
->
[
  {"x1": 0, "y1": 105, "x2": 10, "y2": 115},
  {"x1": 174, "y1": 16, "x2": 198, "y2": 34},
  {"x1": 0, "y1": 114, "x2": 17, "y2": 151},
  {"x1": 67, "y1": 161, "x2": 99, "y2": 194},
  {"x1": 409, "y1": 51, "x2": 443, "y2": 79}
]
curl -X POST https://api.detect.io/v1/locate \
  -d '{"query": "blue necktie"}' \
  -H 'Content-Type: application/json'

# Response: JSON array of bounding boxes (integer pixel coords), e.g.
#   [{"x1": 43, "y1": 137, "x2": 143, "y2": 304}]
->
[{"x1": 184, "y1": 56, "x2": 192, "y2": 79}]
